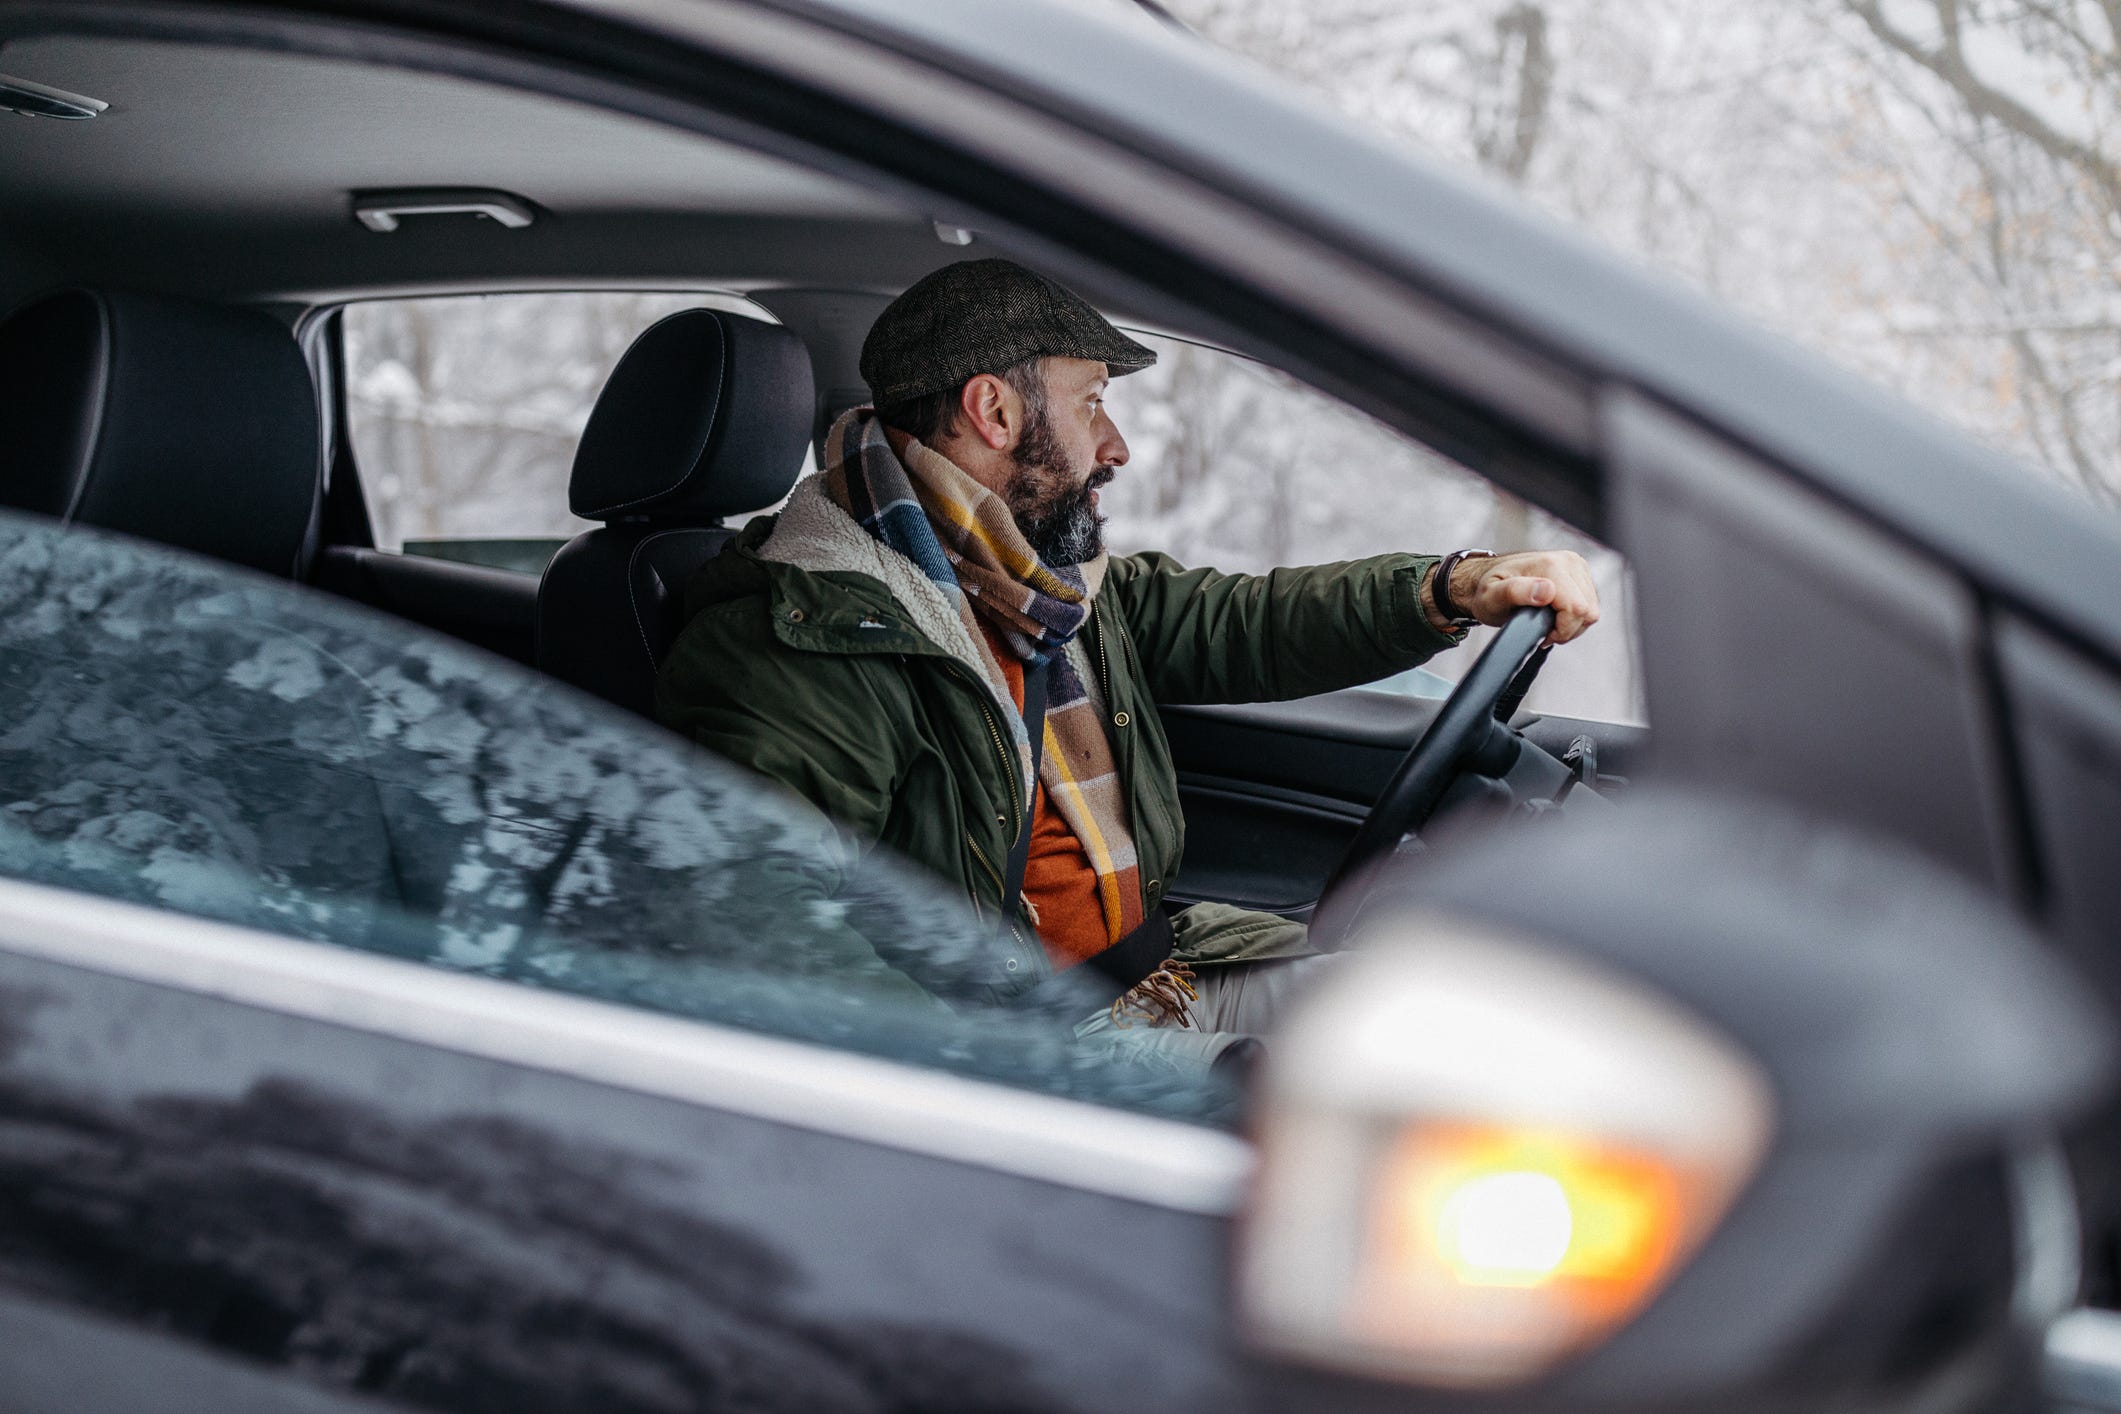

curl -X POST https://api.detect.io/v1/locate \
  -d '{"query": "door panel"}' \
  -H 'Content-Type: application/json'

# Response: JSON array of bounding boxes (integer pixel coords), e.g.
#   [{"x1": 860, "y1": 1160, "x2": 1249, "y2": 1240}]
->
[
  {"x1": 1995, "y1": 617, "x2": 2121, "y2": 1007},
  {"x1": 1161, "y1": 690, "x2": 1648, "y2": 914},
  {"x1": 0, "y1": 913, "x2": 1252, "y2": 1414},
  {"x1": 1160, "y1": 692, "x2": 1430, "y2": 913},
  {"x1": 1169, "y1": 773, "x2": 1367, "y2": 915}
]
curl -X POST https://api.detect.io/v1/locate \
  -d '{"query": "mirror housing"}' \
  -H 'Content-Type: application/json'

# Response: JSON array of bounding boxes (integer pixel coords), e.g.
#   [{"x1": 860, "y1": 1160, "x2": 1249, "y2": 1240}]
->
[{"x1": 1240, "y1": 790, "x2": 2114, "y2": 1413}]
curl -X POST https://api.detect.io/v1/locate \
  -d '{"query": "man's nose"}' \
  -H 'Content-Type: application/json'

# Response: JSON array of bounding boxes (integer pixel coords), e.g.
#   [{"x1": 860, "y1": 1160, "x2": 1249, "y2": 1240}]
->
[{"x1": 1101, "y1": 424, "x2": 1130, "y2": 468}]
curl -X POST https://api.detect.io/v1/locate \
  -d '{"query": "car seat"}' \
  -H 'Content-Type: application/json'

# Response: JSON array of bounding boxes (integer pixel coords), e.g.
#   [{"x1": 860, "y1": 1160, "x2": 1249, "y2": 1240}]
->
[
  {"x1": 0, "y1": 286, "x2": 321, "y2": 578},
  {"x1": 536, "y1": 307, "x2": 814, "y2": 718}
]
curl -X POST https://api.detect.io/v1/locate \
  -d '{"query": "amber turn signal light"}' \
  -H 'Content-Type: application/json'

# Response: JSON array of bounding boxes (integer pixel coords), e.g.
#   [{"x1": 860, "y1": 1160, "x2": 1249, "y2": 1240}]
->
[{"x1": 1238, "y1": 917, "x2": 1774, "y2": 1388}]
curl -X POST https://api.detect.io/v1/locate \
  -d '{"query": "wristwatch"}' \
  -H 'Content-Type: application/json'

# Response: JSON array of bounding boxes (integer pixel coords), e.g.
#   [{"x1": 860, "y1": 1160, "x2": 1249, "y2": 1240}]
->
[{"x1": 1432, "y1": 547, "x2": 1494, "y2": 627}]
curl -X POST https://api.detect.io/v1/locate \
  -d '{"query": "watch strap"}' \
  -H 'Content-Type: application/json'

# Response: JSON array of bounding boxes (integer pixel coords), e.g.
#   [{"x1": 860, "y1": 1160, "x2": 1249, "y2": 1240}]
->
[{"x1": 1433, "y1": 548, "x2": 1494, "y2": 626}]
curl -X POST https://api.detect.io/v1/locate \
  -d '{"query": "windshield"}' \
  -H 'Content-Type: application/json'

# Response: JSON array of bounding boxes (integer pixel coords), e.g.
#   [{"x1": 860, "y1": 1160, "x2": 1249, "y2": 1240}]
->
[{"x1": 0, "y1": 514, "x2": 1230, "y2": 1125}]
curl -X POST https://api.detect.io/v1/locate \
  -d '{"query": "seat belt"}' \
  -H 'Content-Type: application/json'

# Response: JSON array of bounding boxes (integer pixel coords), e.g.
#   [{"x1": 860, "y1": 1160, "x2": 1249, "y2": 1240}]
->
[{"x1": 1000, "y1": 654, "x2": 1051, "y2": 935}]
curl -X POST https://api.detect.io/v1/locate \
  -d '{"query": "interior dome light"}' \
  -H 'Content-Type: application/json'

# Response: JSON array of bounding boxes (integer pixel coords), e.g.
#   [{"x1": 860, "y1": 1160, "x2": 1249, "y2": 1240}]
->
[{"x1": 1237, "y1": 915, "x2": 1775, "y2": 1389}]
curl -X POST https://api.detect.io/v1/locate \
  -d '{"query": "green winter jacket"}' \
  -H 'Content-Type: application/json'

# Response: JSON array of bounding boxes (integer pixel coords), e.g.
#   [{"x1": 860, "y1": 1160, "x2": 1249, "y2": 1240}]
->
[{"x1": 654, "y1": 474, "x2": 1461, "y2": 1004}]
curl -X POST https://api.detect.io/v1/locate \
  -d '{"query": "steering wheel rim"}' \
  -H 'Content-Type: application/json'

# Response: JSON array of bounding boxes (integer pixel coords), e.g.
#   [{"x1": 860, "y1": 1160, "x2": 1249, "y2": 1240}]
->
[{"x1": 1319, "y1": 604, "x2": 1556, "y2": 908}]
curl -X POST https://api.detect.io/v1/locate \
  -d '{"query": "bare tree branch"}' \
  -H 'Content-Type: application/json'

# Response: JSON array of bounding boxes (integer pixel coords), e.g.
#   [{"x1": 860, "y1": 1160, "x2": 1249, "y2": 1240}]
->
[
  {"x1": 1840, "y1": 0, "x2": 2121, "y2": 214},
  {"x1": 1473, "y1": 3, "x2": 1552, "y2": 181}
]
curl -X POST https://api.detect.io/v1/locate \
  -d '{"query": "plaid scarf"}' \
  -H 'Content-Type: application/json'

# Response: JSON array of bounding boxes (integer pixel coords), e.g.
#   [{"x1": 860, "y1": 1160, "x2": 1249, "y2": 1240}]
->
[{"x1": 823, "y1": 408, "x2": 1146, "y2": 954}]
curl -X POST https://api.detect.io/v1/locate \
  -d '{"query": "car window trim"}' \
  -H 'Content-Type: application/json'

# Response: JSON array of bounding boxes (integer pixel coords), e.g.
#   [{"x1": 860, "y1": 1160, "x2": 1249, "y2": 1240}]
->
[{"x1": 0, "y1": 874, "x2": 1252, "y2": 1215}]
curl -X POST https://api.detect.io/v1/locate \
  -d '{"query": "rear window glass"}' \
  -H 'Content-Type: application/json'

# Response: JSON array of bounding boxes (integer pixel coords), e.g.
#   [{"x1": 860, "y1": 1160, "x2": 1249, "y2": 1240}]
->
[{"x1": 341, "y1": 292, "x2": 785, "y2": 559}]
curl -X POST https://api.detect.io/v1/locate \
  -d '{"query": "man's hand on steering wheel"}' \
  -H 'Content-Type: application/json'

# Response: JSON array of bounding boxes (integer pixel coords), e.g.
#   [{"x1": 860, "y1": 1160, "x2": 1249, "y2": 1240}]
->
[{"x1": 1423, "y1": 548, "x2": 1601, "y2": 645}]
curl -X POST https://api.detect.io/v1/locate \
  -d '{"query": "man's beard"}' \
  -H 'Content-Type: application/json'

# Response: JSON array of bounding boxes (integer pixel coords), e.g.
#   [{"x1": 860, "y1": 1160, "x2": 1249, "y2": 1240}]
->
[{"x1": 1005, "y1": 406, "x2": 1112, "y2": 567}]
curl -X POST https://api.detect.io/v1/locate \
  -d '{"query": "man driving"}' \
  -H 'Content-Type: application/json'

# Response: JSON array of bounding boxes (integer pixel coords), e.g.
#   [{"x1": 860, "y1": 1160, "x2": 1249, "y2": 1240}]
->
[{"x1": 658, "y1": 258, "x2": 1599, "y2": 1063}]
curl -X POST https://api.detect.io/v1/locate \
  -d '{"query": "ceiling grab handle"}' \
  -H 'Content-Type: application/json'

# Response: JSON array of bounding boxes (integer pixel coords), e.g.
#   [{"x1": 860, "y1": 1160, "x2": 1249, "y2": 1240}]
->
[
  {"x1": 352, "y1": 189, "x2": 535, "y2": 233},
  {"x1": 0, "y1": 75, "x2": 108, "y2": 120}
]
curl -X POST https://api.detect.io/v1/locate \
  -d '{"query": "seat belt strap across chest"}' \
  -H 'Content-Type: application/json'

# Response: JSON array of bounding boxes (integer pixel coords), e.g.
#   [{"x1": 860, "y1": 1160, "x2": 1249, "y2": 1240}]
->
[{"x1": 1000, "y1": 654, "x2": 1051, "y2": 933}]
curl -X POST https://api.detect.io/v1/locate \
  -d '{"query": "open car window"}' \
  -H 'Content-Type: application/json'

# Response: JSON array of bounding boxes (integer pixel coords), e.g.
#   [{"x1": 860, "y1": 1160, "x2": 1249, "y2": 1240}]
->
[
  {"x1": 0, "y1": 514, "x2": 1229, "y2": 1125},
  {"x1": 1102, "y1": 332, "x2": 1644, "y2": 724}
]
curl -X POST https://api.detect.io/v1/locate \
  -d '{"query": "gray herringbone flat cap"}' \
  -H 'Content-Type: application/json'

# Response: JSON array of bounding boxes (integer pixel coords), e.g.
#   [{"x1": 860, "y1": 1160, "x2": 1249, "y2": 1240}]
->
[{"x1": 860, "y1": 258, "x2": 1157, "y2": 405}]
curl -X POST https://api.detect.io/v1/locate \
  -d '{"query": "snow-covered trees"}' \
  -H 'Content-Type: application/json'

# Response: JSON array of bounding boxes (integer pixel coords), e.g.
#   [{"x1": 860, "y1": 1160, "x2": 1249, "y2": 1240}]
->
[{"x1": 1169, "y1": 0, "x2": 2121, "y2": 508}]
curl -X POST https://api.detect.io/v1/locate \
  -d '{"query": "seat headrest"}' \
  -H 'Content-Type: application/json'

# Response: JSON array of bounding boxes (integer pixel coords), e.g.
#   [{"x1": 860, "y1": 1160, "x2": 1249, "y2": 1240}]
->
[
  {"x1": 0, "y1": 287, "x2": 320, "y2": 578},
  {"x1": 570, "y1": 308, "x2": 815, "y2": 523}
]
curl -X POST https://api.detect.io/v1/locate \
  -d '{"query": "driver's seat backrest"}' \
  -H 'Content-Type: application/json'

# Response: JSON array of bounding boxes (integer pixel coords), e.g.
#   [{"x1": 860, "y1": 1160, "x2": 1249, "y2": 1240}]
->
[{"x1": 535, "y1": 308, "x2": 814, "y2": 718}]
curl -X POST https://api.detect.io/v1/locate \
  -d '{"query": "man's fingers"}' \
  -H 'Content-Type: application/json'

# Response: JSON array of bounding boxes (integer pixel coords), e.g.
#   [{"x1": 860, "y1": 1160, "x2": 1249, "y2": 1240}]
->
[
  {"x1": 1497, "y1": 575, "x2": 1556, "y2": 607},
  {"x1": 1497, "y1": 571, "x2": 1594, "y2": 644},
  {"x1": 1462, "y1": 551, "x2": 1603, "y2": 644},
  {"x1": 1547, "y1": 581, "x2": 1599, "y2": 644}
]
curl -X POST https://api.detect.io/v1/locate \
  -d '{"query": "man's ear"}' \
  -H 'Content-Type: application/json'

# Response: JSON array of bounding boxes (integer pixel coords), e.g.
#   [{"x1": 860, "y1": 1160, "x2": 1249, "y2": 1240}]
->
[{"x1": 958, "y1": 373, "x2": 1018, "y2": 451}]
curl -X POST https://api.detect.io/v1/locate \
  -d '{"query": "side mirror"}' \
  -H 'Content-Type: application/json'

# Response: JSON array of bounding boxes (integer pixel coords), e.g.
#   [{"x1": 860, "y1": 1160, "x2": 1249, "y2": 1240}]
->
[{"x1": 1237, "y1": 791, "x2": 2113, "y2": 1413}]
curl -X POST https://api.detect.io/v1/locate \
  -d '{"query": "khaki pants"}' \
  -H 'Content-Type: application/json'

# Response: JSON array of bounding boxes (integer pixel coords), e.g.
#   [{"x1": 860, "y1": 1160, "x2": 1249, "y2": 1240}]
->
[{"x1": 1073, "y1": 954, "x2": 1337, "y2": 1071}]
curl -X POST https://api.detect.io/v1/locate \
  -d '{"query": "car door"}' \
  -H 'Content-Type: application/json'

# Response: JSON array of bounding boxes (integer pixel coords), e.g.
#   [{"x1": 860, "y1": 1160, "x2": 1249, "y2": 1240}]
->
[
  {"x1": 0, "y1": 882, "x2": 1251, "y2": 1414},
  {"x1": 0, "y1": 509, "x2": 1256, "y2": 1414}
]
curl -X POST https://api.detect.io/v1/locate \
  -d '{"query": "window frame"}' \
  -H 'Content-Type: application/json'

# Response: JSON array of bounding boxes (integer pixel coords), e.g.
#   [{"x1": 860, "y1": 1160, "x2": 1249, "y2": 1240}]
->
[{"x1": 0, "y1": 870, "x2": 1249, "y2": 1211}]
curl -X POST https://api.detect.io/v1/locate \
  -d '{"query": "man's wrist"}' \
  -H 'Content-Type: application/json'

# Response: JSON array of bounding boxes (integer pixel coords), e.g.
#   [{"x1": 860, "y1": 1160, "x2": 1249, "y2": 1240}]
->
[
  {"x1": 1419, "y1": 561, "x2": 1457, "y2": 634},
  {"x1": 1426, "y1": 548, "x2": 1494, "y2": 631}
]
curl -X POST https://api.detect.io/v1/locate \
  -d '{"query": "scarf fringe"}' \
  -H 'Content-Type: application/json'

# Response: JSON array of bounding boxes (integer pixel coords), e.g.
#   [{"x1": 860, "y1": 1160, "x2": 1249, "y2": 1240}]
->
[{"x1": 1108, "y1": 962, "x2": 1198, "y2": 1030}]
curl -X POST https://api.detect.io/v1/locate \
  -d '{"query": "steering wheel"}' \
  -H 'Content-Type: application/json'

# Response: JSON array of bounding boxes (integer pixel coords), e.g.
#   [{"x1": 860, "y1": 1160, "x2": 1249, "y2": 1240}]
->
[{"x1": 1318, "y1": 604, "x2": 1556, "y2": 909}]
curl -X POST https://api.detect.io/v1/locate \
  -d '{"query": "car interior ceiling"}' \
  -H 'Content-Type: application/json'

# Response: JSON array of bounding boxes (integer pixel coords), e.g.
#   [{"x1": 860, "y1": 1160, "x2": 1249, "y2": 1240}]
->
[
  {"x1": 0, "y1": 38, "x2": 1269, "y2": 618},
  {"x1": 0, "y1": 32, "x2": 1031, "y2": 669}
]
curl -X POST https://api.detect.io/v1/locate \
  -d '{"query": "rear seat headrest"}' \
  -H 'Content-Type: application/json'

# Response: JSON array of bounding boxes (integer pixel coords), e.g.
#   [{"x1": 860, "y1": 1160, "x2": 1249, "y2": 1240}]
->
[
  {"x1": 0, "y1": 287, "x2": 320, "y2": 578},
  {"x1": 570, "y1": 308, "x2": 815, "y2": 524}
]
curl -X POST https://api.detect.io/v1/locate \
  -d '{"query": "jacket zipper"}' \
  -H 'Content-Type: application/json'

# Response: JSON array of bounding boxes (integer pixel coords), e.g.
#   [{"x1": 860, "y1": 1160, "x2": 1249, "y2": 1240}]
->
[
  {"x1": 1093, "y1": 602, "x2": 1113, "y2": 697},
  {"x1": 965, "y1": 830, "x2": 1034, "y2": 952},
  {"x1": 969, "y1": 680, "x2": 1024, "y2": 824},
  {"x1": 965, "y1": 831, "x2": 1003, "y2": 921}
]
